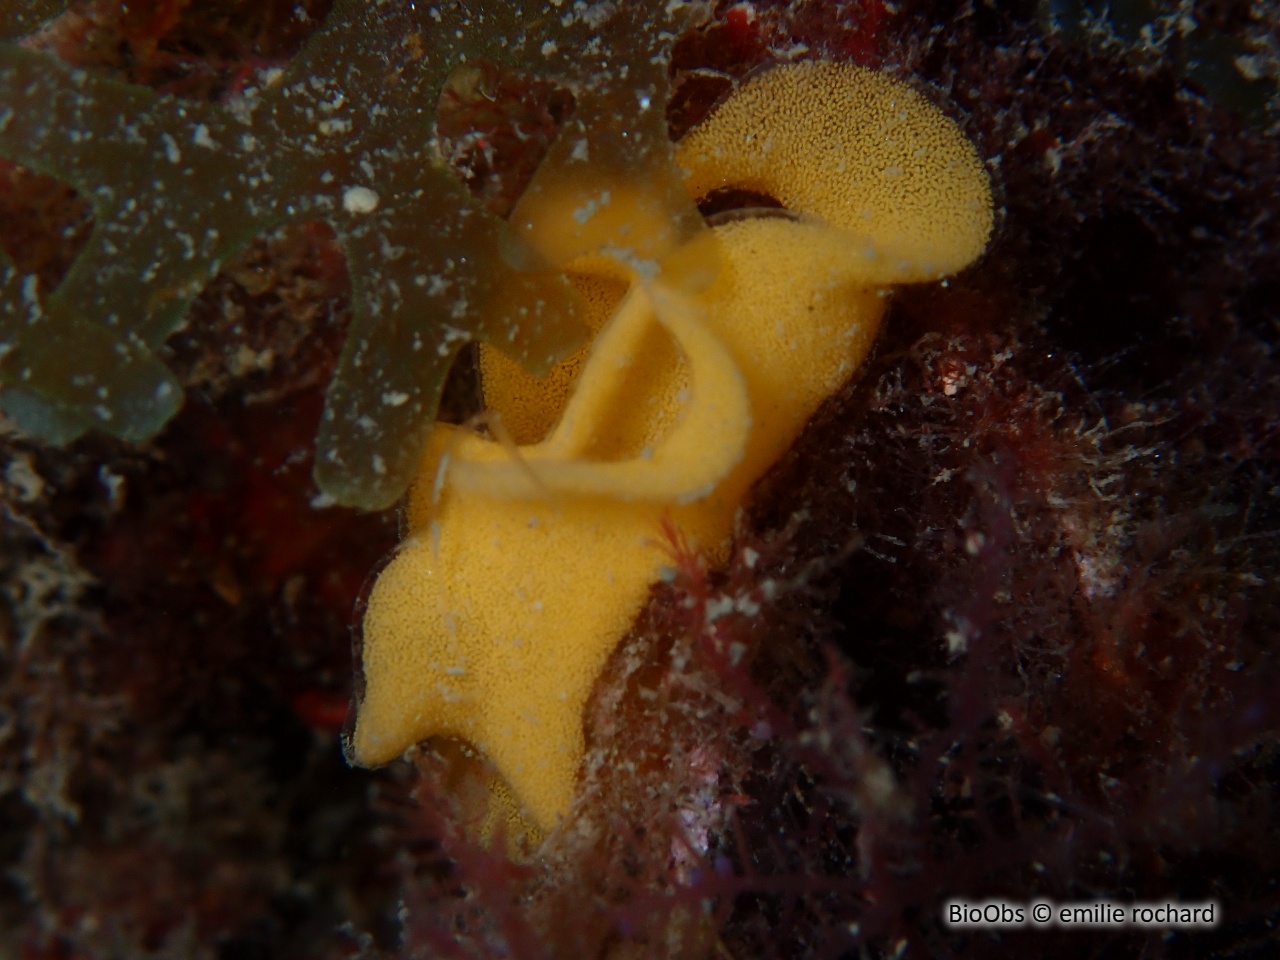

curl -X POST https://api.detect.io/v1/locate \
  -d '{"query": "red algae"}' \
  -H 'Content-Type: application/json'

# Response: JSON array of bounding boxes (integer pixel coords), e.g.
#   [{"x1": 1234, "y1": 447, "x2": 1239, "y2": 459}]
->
[
  {"x1": 37, "y1": 0, "x2": 334, "y2": 100},
  {"x1": 2, "y1": 1, "x2": 1279, "y2": 958}
]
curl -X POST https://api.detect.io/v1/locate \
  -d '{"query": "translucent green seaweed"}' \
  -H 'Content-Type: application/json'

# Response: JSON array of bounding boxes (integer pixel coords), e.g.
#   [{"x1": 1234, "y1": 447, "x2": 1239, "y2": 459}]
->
[
  {"x1": 0, "y1": 1, "x2": 702, "y2": 509},
  {"x1": 0, "y1": 1, "x2": 69, "y2": 42}
]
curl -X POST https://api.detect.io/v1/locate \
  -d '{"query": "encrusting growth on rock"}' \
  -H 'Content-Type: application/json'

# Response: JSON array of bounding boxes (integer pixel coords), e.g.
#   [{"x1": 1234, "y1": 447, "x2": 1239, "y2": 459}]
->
[
  {"x1": 4, "y1": 1, "x2": 1278, "y2": 954},
  {"x1": 349, "y1": 60, "x2": 994, "y2": 833}
]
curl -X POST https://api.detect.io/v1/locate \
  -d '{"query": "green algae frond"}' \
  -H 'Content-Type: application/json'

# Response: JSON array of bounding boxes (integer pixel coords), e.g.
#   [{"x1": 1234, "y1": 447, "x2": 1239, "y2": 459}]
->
[
  {"x1": 0, "y1": 1, "x2": 67, "y2": 43},
  {"x1": 0, "y1": 1, "x2": 704, "y2": 509}
]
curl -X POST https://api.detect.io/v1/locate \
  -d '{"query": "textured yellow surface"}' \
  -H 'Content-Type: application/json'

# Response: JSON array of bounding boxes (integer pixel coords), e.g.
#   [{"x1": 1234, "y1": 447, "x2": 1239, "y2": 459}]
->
[
  {"x1": 350, "y1": 61, "x2": 994, "y2": 832},
  {"x1": 677, "y1": 60, "x2": 994, "y2": 281},
  {"x1": 477, "y1": 268, "x2": 632, "y2": 445}
]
